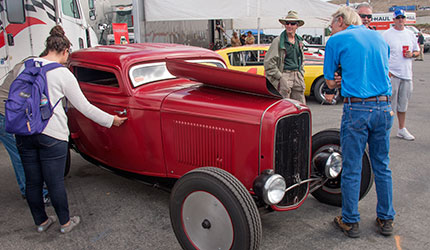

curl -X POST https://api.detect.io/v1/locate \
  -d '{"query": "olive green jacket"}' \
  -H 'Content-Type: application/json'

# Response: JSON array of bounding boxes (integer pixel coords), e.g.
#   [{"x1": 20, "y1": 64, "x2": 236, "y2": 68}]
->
[{"x1": 264, "y1": 31, "x2": 304, "y2": 88}]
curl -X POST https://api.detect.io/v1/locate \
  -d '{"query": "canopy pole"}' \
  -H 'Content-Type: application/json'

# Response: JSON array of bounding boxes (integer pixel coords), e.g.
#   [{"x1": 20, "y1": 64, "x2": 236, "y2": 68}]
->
[
  {"x1": 257, "y1": 0, "x2": 261, "y2": 44},
  {"x1": 257, "y1": 17, "x2": 261, "y2": 44}
]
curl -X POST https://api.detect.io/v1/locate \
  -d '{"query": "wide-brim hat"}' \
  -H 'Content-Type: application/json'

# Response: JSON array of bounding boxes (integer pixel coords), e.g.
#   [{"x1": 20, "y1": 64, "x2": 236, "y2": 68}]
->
[{"x1": 279, "y1": 10, "x2": 305, "y2": 27}]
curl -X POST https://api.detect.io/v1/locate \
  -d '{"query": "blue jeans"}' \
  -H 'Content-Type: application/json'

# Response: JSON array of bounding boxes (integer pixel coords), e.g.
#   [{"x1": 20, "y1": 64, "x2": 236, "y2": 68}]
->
[
  {"x1": 0, "y1": 114, "x2": 48, "y2": 197},
  {"x1": 340, "y1": 100, "x2": 396, "y2": 223},
  {"x1": 16, "y1": 134, "x2": 69, "y2": 225}
]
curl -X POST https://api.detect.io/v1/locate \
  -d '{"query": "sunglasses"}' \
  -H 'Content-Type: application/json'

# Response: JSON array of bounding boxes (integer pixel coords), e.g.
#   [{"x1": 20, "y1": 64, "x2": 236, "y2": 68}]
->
[
  {"x1": 395, "y1": 16, "x2": 406, "y2": 19},
  {"x1": 359, "y1": 14, "x2": 372, "y2": 19},
  {"x1": 285, "y1": 22, "x2": 298, "y2": 26}
]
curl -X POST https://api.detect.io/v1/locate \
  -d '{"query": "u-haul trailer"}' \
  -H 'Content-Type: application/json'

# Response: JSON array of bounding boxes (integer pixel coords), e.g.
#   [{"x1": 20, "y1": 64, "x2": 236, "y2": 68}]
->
[
  {"x1": 369, "y1": 12, "x2": 416, "y2": 31},
  {"x1": 0, "y1": 0, "x2": 98, "y2": 77}
]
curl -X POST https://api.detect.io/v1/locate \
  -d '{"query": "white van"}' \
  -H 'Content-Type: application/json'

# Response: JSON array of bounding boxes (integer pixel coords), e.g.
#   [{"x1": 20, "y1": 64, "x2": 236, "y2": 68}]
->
[{"x1": 0, "y1": 0, "x2": 98, "y2": 77}]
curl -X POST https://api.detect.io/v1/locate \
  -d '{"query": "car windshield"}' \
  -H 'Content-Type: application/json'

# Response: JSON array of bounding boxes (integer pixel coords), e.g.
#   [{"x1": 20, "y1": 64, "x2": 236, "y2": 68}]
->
[{"x1": 129, "y1": 60, "x2": 226, "y2": 88}]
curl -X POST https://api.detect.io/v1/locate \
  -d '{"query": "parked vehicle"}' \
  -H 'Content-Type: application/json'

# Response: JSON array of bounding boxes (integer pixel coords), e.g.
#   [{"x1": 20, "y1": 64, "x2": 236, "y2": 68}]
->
[
  {"x1": 216, "y1": 44, "x2": 340, "y2": 104},
  {"x1": 370, "y1": 12, "x2": 416, "y2": 31},
  {"x1": 405, "y1": 26, "x2": 430, "y2": 53},
  {"x1": 66, "y1": 43, "x2": 372, "y2": 249},
  {"x1": 106, "y1": 3, "x2": 134, "y2": 44},
  {"x1": 0, "y1": 0, "x2": 98, "y2": 77},
  {"x1": 388, "y1": 5, "x2": 417, "y2": 12}
]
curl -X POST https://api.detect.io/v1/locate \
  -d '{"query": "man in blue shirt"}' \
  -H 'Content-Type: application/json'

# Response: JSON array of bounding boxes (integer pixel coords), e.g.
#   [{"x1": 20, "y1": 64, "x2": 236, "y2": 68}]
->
[{"x1": 324, "y1": 6, "x2": 395, "y2": 238}]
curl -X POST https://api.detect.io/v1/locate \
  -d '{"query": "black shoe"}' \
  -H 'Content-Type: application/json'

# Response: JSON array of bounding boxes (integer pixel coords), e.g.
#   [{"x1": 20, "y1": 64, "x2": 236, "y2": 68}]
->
[
  {"x1": 333, "y1": 216, "x2": 360, "y2": 238},
  {"x1": 376, "y1": 218, "x2": 394, "y2": 236}
]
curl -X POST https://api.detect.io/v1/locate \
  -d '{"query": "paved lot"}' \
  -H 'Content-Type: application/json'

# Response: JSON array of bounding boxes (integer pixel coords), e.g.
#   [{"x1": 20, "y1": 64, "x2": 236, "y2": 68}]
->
[{"x1": 1, "y1": 59, "x2": 430, "y2": 250}]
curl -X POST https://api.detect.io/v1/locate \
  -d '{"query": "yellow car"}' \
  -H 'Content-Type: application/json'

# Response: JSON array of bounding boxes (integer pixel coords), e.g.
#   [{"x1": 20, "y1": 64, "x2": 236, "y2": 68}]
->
[{"x1": 216, "y1": 45, "x2": 340, "y2": 104}]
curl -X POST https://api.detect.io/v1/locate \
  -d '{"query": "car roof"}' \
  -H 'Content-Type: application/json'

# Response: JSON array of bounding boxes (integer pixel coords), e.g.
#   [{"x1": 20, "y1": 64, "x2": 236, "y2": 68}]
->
[
  {"x1": 70, "y1": 43, "x2": 224, "y2": 68},
  {"x1": 216, "y1": 44, "x2": 271, "y2": 53}
]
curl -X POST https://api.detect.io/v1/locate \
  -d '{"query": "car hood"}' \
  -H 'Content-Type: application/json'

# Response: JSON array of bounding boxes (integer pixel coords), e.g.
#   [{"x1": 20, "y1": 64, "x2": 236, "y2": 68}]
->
[{"x1": 166, "y1": 59, "x2": 281, "y2": 98}]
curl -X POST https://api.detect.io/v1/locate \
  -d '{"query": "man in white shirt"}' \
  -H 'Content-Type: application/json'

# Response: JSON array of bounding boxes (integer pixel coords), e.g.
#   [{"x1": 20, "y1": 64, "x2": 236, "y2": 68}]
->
[{"x1": 382, "y1": 9, "x2": 419, "y2": 141}]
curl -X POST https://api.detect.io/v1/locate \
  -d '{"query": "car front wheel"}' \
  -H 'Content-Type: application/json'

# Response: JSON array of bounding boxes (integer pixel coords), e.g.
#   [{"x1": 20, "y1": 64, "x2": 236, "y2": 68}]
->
[
  {"x1": 310, "y1": 129, "x2": 373, "y2": 207},
  {"x1": 170, "y1": 167, "x2": 262, "y2": 250}
]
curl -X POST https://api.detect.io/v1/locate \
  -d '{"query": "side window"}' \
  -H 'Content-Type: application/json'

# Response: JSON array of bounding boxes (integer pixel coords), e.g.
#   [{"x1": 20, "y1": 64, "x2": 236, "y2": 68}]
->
[
  {"x1": 75, "y1": 67, "x2": 119, "y2": 88},
  {"x1": 227, "y1": 51, "x2": 264, "y2": 66},
  {"x1": 61, "y1": 0, "x2": 81, "y2": 19},
  {"x1": 227, "y1": 52, "x2": 244, "y2": 66},
  {"x1": 129, "y1": 63, "x2": 175, "y2": 87},
  {"x1": 88, "y1": 0, "x2": 95, "y2": 9},
  {"x1": 246, "y1": 51, "x2": 265, "y2": 65},
  {"x1": 5, "y1": 0, "x2": 25, "y2": 24},
  {"x1": 129, "y1": 60, "x2": 225, "y2": 88}
]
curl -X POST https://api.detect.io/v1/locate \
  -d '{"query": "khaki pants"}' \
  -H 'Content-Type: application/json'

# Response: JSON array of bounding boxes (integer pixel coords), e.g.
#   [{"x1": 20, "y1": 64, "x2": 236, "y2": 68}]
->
[
  {"x1": 418, "y1": 44, "x2": 424, "y2": 60},
  {"x1": 278, "y1": 70, "x2": 306, "y2": 104}
]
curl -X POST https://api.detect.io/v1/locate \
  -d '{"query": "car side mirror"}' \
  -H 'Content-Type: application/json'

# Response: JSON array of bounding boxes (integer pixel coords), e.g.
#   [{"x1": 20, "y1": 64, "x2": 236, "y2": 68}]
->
[
  {"x1": 7, "y1": 33, "x2": 14, "y2": 46},
  {"x1": 98, "y1": 23, "x2": 108, "y2": 31},
  {"x1": 89, "y1": 10, "x2": 96, "y2": 21}
]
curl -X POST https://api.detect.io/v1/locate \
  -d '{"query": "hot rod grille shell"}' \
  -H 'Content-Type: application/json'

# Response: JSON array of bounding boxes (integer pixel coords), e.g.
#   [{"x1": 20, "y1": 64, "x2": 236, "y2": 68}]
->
[{"x1": 274, "y1": 112, "x2": 310, "y2": 207}]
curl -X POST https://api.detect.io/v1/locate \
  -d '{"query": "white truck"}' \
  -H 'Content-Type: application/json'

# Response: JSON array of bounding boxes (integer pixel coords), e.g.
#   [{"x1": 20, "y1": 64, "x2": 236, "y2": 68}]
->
[{"x1": 0, "y1": 0, "x2": 99, "y2": 77}]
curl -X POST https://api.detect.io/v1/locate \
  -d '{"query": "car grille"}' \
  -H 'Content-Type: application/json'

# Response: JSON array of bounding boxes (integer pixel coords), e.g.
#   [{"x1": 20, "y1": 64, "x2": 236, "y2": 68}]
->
[{"x1": 274, "y1": 112, "x2": 310, "y2": 207}]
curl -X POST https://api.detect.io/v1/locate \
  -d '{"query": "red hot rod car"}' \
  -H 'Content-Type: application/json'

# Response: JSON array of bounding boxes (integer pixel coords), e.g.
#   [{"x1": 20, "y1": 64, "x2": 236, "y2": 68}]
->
[{"x1": 66, "y1": 43, "x2": 373, "y2": 250}]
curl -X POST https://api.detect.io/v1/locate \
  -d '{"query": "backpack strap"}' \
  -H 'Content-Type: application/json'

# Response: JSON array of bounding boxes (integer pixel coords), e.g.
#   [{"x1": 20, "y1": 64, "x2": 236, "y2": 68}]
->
[
  {"x1": 24, "y1": 59, "x2": 35, "y2": 68},
  {"x1": 42, "y1": 62, "x2": 64, "y2": 72},
  {"x1": 41, "y1": 62, "x2": 67, "y2": 112}
]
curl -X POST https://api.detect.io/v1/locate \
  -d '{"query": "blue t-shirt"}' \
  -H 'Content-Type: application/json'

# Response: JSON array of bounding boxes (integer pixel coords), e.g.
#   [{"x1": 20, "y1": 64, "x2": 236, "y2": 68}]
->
[{"x1": 324, "y1": 25, "x2": 392, "y2": 98}]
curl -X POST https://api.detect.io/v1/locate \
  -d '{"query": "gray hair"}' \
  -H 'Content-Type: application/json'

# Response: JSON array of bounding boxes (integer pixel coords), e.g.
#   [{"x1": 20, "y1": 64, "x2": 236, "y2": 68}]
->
[
  {"x1": 356, "y1": 2, "x2": 373, "y2": 11},
  {"x1": 332, "y1": 6, "x2": 362, "y2": 26}
]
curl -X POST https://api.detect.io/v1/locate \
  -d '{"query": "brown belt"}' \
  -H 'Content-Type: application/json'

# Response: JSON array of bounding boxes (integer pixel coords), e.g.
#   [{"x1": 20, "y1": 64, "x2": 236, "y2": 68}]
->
[{"x1": 344, "y1": 96, "x2": 390, "y2": 103}]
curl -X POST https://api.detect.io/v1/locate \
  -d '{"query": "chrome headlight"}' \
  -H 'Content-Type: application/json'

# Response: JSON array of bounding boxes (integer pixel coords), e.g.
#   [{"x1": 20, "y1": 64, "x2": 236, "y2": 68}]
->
[
  {"x1": 325, "y1": 152, "x2": 342, "y2": 178},
  {"x1": 313, "y1": 150, "x2": 342, "y2": 179},
  {"x1": 253, "y1": 171, "x2": 286, "y2": 205}
]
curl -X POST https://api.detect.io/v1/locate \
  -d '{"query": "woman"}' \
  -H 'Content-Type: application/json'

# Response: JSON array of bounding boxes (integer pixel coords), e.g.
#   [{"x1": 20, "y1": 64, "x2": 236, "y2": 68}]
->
[{"x1": 15, "y1": 25, "x2": 127, "y2": 233}]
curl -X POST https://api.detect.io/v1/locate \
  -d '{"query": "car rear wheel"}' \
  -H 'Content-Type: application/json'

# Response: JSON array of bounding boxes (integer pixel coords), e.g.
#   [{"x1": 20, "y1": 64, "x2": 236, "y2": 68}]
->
[
  {"x1": 313, "y1": 78, "x2": 341, "y2": 104},
  {"x1": 311, "y1": 129, "x2": 373, "y2": 207},
  {"x1": 170, "y1": 167, "x2": 262, "y2": 250}
]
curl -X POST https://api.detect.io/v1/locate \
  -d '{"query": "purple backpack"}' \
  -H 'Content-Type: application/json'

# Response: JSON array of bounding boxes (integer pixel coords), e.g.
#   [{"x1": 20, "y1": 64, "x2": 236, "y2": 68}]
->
[{"x1": 4, "y1": 59, "x2": 63, "y2": 135}]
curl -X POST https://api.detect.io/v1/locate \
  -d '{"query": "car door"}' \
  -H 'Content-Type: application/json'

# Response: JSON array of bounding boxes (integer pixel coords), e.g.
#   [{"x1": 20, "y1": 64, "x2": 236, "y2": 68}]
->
[
  {"x1": 59, "y1": 0, "x2": 87, "y2": 49},
  {"x1": 68, "y1": 63, "x2": 158, "y2": 174}
]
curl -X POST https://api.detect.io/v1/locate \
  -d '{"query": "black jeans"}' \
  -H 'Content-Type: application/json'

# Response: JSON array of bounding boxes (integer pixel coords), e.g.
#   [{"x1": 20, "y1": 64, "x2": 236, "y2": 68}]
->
[{"x1": 16, "y1": 134, "x2": 69, "y2": 225}]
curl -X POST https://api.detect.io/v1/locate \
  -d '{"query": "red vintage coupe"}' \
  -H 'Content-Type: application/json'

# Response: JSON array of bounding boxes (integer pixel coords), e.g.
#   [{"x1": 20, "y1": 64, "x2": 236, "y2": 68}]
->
[{"x1": 67, "y1": 43, "x2": 372, "y2": 250}]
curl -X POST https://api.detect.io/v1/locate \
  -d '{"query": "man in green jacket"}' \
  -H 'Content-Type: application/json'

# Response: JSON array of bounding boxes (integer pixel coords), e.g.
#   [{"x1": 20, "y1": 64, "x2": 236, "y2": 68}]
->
[{"x1": 264, "y1": 11, "x2": 306, "y2": 104}]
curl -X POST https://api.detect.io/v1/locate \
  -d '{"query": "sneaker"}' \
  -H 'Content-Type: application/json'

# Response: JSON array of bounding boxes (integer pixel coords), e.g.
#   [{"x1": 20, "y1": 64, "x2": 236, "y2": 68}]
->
[
  {"x1": 397, "y1": 128, "x2": 415, "y2": 141},
  {"x1": 60, "y1": 216, "x2": 81, "y2": 234},
  {"x1": 376, "y1": 218, "x2": 394, "y2": 236},
  {"x1": 37, "y1": 216, "x2": 56, "y2": 233},
  {"x1": 333, "y1": 216, "x2": 360, "y2": 238}
]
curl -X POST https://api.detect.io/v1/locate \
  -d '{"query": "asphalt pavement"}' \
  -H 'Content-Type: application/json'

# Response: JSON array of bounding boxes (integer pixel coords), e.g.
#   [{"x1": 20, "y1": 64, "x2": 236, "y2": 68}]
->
[{"x1": 1, "y1": 58, "x2": 430, "y2": 250}]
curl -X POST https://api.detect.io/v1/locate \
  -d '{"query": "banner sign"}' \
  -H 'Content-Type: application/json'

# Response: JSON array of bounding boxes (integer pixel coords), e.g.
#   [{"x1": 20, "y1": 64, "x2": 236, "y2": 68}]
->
[{"x1": 112, "y1": 23, "x2": 129, "y2": 44}]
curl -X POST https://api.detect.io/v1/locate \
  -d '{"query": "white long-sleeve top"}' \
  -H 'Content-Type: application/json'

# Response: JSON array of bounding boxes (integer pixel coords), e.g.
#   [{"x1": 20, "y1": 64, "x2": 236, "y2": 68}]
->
[{"x1": 35, "y1": 58, "x2": 114, "y2": 141}]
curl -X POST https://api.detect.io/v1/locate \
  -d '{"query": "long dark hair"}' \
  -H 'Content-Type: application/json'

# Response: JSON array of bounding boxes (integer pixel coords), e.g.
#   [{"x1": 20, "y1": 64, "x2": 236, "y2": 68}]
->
[{"x1": 40, "y1": 25, "x2": 71, "y2": 57}]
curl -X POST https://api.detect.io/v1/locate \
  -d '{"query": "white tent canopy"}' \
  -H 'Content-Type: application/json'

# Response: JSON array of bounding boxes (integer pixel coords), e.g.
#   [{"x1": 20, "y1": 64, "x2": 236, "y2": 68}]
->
[{"x1": 142, "y1": 0, "x2": 339, "y2": 28}]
